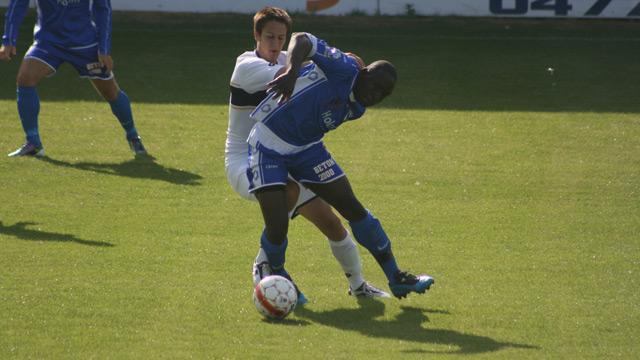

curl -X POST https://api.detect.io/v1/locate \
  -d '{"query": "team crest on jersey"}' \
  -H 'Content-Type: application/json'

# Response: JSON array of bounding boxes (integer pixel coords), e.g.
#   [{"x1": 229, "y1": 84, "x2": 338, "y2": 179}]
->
[
  {"x1": 325, "y1": 47, "x2": 343, "y2": 60},
  {"x1": 57, "y1": 0, "x2": 81, "y2": 5}
]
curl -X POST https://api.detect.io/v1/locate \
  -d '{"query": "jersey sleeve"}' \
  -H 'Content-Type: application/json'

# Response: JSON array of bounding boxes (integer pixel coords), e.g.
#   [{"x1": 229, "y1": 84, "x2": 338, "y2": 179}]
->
[
  {"x1": 92, "y1": 0, "x2": 112, "y2": 55},
  {"x1": 230, "y1": 57, "x2": 283, "y2": 93},
  {"x1": 305, "y1": 33, "x2": 359, "y2": 80},
  {"x1": 2, "y1": 0, "x2": 30, "y2": 46}
]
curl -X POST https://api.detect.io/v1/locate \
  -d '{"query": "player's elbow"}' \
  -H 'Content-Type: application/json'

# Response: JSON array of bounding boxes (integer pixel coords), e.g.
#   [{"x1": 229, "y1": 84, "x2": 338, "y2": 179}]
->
[{"x1": 291, "y1": 33, "x2": 311, "y2": 46}]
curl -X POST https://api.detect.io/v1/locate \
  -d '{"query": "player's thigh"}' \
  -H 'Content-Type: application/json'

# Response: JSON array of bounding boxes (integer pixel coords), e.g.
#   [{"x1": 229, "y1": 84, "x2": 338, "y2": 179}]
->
[
  {"x1": 226, "y1": 163, "x2": 257, "y2": 201},
  {"x1": 91, "y1": 77, "x2": 120, "y2": 102},
  {"x1": 247, "y1": 145, "x2": 289, "y2": 194},
  {"x1": 16, "y1": 58, "x2": 55, "y2": 86},
  {"x1": 304, "y1": 177, "x2": 367, "y2": 222}
]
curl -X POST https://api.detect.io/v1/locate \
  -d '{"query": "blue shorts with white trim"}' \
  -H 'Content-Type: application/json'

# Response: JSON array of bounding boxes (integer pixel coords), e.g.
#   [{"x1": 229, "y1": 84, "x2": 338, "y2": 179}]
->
[
  {"x1": 247, "y1": 141, "x2": 345, "y2": 193},
  {"x1": 25, "y1": 42, "x2": 113, "y2": 80}
]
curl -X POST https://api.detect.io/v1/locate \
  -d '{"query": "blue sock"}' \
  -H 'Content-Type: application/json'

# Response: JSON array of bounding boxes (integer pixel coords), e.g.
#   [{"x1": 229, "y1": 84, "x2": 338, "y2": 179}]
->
[
  {"x1": 260, "y1": 229, "x2": 288, "y2": 273},
  {"x1": 17, "y1": 86, "x2": 41, "y2": 147},
  {"x1": 109, "y1": 90, "x2": 139, "y2": 140},
  {"x1": 349, "y1": 211, "x2": 400, "y2": 282}
]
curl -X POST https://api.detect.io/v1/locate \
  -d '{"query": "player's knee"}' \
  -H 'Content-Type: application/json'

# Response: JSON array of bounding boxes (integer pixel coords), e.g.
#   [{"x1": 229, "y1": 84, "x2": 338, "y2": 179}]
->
[
  {"x1": 16, "y1": 71, "x2": 39, "y2": 87},
  {"x1": 101, "y1": 86, "x2": 120, "y2": 102},
  {"x1": 331, "y1": 195, "x2": 366, "y2": 222},
  {"x1": 323, "y1": 216, "x2": 347, "y2": 241}
]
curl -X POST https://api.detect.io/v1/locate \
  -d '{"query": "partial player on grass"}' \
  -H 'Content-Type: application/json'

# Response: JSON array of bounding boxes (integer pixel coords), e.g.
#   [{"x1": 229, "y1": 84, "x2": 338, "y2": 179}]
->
[
  {"x1": 225, "y1": 7, "x2": 389, "y2": 305},
  {"x1": 247, "y1": 32, "x2": 435, "y2": 299},
  {"x1": 0, "y1": 0, "x2": 148, "y2": 157}
]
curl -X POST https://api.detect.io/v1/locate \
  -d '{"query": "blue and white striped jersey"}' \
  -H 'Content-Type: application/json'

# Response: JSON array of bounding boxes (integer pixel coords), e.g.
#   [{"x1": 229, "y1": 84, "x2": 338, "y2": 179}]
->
[
  {"x1": 248, "y1": 33, "x2": 365, "y2": 154},
  {"x1": 2, "y1": 0, "x2": 112, "y2": 54}
]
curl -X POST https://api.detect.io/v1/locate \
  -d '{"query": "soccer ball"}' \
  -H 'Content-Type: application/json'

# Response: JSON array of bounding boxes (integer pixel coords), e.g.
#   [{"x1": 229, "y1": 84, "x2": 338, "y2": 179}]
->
[{"x1": 253, "y1": 275, "x2": 297, "y2": 319}]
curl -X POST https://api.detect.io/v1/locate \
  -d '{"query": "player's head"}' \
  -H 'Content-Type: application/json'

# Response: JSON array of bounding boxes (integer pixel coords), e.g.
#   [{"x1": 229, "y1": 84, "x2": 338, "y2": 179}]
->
[
  {"x1": 253, "y1": 7, "x2": 292, "y2": 63},
  {"x1": 353, "y1": 60, "x2": 397, "y2": 107}
]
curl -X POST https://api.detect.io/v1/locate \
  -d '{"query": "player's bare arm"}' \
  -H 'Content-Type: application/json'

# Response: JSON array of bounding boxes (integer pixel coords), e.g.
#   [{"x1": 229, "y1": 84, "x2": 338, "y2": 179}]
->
[
  {"x1": 267, "y1": 32, "x2": 312, "y2": 103},
  {"x1": 0, "y1": 44, "x2": 16, "y2": 61}
]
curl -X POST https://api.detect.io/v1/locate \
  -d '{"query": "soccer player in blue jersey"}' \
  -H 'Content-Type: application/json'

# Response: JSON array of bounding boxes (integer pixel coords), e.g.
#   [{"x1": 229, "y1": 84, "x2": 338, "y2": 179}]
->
[
  {"x1": 0, "y1": 0, "x2": 147, "y2": 157},
  {"x1": 247, "y1": 32, "x2": 434, "y2": 299},
  {"x1": 227, "y1": 7, "x2": 389, "y2": 303}
]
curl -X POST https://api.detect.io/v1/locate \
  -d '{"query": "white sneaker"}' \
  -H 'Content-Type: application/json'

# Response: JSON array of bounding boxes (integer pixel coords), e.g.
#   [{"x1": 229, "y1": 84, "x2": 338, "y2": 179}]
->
[
  {"x1": 8, "y1": 143, "x2": 44, "y2": 157},
  {"x1": 349, "y1": 281, "x2": 391, "y2": 298},
  {"x1": 252, "y1": 249, "x2": 272, "y2": 286}
]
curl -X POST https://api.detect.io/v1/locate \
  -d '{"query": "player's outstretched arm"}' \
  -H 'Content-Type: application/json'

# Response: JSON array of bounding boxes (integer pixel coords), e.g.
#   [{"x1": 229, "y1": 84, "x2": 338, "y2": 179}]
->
[
  {"x1": 267, "y1": 32, "x2": 312, "y2": 103},
  {"x1": 0, "y1": 45, "x2": 16, "y2": 61}
]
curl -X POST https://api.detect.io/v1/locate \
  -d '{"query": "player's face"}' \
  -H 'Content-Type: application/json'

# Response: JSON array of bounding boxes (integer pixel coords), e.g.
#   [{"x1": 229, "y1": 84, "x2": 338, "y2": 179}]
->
[
  {"x1": 354, "y1": 61, "x2": 396, "y2": 107},
  {"x1": 255, "y1": 21, "x2": 288, "y2": 64},
  {"x1": 355, "y1": 70, "x2": 387, "y2": 107}
]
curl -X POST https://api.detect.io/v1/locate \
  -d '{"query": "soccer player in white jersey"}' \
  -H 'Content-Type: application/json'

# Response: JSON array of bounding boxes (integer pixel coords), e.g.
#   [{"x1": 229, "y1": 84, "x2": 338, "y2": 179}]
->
[
  {"x1": 246, "y1": 32, "x2": 434, "y2": 299},
  {"x1": 226, "y1": 7, "x2": 389, "y2": 304},
  {"x1": 1, "y1": 0, "x2": 147, "y2": 157}
]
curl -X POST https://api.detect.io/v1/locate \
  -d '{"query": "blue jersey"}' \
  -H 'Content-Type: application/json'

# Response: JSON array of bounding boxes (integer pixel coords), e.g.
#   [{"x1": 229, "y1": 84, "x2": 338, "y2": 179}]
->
[
  {"x1": 2, "y1": 0, "x2": 112, "y2": 54},
  {"x1": 249, "y1": 33, "x2": 365, "y2": 152}
]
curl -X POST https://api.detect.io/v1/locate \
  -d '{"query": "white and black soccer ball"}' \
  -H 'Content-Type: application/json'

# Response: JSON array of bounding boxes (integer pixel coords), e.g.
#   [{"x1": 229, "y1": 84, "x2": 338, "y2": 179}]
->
[{"x1": 253, "y1": 275, "x2": 297, "y2": 319}]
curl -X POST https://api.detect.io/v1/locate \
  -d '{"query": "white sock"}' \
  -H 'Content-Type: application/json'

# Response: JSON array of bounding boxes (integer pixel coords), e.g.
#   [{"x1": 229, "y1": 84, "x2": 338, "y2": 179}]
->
[{"x1": 328, "y1": 232, "x2": 365, "y2": 290}]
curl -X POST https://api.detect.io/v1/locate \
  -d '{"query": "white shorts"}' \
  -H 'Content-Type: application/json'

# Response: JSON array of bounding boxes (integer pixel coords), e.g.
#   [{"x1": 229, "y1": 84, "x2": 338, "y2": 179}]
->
[{"x1": 225, "y1": 159, "x2": 317, "y2": 219}]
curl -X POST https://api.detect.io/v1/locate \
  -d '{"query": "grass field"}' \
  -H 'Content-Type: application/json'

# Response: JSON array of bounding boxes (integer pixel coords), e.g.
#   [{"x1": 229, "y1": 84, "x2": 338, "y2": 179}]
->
[{"x1": 1, "y1": 12, "x2": 639, "y2": 359}]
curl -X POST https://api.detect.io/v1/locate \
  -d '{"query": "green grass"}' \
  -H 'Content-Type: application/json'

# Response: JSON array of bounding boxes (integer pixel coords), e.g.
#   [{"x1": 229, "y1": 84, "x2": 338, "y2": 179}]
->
[{"x1": 1, "y1": 13, "x2": 639, "y2": 359}]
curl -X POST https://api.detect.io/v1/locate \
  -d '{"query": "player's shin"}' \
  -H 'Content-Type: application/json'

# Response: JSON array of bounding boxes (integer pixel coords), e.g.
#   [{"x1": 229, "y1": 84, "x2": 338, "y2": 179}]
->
[
  {"x1": 349, "y1": 211, "x2": 400, "y2": 282},
  {"x1": 109, "y1": 90, "x2": 139, "y2": 140},
  {"x1": 328, "y1": 232, "x2": 365, "y2": 289},
  {"x1": 260, "y1": 229, "x2": 288, "y2": 273},
  {"x1": 17, "y1": 86, "x2": 42, "y2": 147}
]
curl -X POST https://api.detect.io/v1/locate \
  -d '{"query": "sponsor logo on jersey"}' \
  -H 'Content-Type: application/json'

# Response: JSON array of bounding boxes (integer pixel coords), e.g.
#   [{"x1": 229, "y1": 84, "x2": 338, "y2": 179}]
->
[{"x1": 321, "y1": 110, "x2": 336, "y2": 129}]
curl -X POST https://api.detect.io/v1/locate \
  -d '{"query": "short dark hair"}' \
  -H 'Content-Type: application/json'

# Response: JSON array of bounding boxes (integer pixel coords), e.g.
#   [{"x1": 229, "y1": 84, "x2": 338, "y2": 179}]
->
[{"x1": 253, "y1": 7, "x2": 292, "y2": 35}]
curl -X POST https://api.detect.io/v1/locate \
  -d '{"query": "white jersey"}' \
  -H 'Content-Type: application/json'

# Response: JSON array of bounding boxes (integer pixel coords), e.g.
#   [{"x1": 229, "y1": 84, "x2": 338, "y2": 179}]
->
[
  {"x1": 225, "y1": 51, "x2": 286, "y2": 171},
  {"x1": 225, "y1": 50, "x2": 317, "y2": 216}
]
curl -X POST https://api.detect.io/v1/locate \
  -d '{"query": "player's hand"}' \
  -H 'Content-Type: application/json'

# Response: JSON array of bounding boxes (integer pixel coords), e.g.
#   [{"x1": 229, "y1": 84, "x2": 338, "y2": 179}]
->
[
  {"x1": 98, "y1": 53, "x2": 113, "y2": 72},
  {"x1": 0, "y1": 45, "x2": 17, "y2": 61},
  {"x1": 267, "y1": 67, "x2": 298, "y2": 104}
]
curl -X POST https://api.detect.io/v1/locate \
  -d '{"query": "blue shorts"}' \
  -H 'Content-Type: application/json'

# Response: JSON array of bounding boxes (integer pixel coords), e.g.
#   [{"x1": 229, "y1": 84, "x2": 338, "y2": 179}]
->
[
  {"x1": 25, "y1": 42, "x2": 113, "y2": 80},
  {"x1": 247, "y1": 142, "x2": 345, "y2": 193}
]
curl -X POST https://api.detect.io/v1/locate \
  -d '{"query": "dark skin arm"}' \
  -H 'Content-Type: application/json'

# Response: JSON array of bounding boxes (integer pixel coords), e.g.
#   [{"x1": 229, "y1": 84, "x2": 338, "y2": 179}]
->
[{"x1": 267, "y1": 32, "x2": 313, "y2": 103}]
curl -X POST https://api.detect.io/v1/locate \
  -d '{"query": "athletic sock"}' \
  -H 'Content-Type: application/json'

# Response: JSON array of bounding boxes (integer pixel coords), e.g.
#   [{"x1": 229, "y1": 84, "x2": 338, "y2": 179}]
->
[
  {"x1": 260, "y1": 229, "x2": 287, "y2": 272},
  {"x1": 109, "y1": 90, "x2": 139, "y2": 140},
  {"x1": 349, "y1": 210, "x2": 400, "y2": 283},
  {"x1": 328, "y1": 231, "x2": 365, "y2": 290},
  {"x1": 17, "y1": 86, "x2": 41, "y2": 147}
]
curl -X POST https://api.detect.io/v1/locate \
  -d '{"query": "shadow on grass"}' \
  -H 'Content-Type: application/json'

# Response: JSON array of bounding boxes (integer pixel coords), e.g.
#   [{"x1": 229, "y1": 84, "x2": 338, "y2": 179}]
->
[
  {"x1": 39, "y1": 155, "x2": 203, "y2": 186},
  {"x1": 0, "y1": 221, "x2": 113, "y2": 247},
  {"x1": 295, "y1": 299, "x2": 539, "y2": 355},
  {"x1": 259, "y1": 317, "x2": 311, "y2": 326}
]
